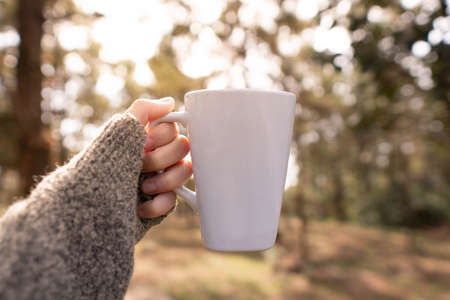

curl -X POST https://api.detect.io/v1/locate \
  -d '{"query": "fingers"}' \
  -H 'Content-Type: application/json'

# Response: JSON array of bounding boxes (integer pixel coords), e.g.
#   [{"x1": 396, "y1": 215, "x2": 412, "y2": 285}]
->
[
  {"x1": 127, "y1": 97, "x2": 174, "y2": 127},
  {"x1": 137, "y1": 192, "x2": 176, "y2": 219},
  {"x1": 142, "y1": 160, "x2": 192, "y2": 194},
  {"x1": 142, "y1": 136, "x2": 190, "y2": 172},
  {"x1": 144, "y1": 122, "x2": 178, "y2": 152}
]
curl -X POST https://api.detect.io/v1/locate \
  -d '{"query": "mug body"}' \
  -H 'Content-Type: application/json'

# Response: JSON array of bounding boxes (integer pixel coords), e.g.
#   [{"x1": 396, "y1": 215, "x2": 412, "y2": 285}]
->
[{"x1": 185, "y1": 89, "x2": 295, "y2": 251}]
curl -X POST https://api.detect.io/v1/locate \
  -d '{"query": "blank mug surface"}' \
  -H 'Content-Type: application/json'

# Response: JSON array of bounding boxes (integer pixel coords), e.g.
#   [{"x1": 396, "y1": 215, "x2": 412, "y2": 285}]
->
[{"x1": 185, "y1": 89, "x2": 295, "y2": 251}]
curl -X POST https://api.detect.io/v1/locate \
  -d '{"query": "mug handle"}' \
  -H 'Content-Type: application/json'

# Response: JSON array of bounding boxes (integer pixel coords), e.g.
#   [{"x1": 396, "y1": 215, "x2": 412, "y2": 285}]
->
[{"x1": 150, "y1": 112, "x2": 199, "y2": 212}]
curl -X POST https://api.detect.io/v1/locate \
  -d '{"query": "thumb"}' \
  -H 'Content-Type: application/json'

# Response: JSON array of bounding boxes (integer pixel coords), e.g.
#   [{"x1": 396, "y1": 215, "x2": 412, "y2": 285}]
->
[{"x1": 127, "y1": 97, "x2": 175, "y2": 127}]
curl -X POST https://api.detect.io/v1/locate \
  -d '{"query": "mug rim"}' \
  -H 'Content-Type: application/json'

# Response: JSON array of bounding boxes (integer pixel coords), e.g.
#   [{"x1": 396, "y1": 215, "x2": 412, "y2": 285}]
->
[{"x1": 185, "y1": 88, "x2": 296, "y2": 99}]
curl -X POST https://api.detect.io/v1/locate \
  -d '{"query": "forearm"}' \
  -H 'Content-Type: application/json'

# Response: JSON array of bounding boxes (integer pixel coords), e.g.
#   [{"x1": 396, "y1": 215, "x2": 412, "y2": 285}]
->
[{"x1": 0, "y1": 113, "x2": 152, "y2": 299}]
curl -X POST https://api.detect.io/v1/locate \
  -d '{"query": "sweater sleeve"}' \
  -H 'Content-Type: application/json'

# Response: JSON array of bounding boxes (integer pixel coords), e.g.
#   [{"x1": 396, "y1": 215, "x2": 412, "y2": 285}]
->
[{"x1": 0, "y1": 113, "x2": 167, "y2": 300}]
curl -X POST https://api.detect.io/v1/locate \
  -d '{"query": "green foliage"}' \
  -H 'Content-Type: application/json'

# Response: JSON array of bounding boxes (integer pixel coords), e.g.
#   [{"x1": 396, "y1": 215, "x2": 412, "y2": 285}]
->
[
  {"x1": 1, "y1": 0, "x2": 449, "y2": 227},
  {"x1": 276, "y1": 1, "x2": 450, "y2": 228}
]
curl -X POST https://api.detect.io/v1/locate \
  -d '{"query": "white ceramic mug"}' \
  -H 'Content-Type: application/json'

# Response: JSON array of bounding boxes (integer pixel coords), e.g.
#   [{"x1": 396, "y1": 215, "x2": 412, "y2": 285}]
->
[{"x1": 152, "y1": 89, "x2": 296, "y2": 251}]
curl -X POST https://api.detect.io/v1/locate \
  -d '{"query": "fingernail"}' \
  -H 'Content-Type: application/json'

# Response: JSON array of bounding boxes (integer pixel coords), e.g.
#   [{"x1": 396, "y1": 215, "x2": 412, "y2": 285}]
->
[
  {"x1": 159, "y1": 97, "x2": 173, "y2": 103},
  {"x1": 143, "y1": 181, "x2": 157, "y2": 194},
  {"x1": 144, "y1": 138, "x2": 154, "y2": 152}
]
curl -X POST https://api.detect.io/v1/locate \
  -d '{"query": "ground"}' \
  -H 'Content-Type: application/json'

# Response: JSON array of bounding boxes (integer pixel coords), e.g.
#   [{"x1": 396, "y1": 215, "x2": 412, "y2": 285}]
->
[{"x1": 125, "y1": 213, "x2": 450, "y2": 300}]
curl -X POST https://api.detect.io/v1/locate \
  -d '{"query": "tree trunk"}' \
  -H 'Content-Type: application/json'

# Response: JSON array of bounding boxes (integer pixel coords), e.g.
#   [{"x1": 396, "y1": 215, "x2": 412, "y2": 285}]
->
[
  {"x1": 14, "y1": 0, "x2": 50, "y2": 195},
  {"x1": 332, "y1": 170, "x2": 348, "y2": 221},
  {"x1": 297, "y1": 193, "x2": 309, "y2": 265},
  {"x1": 295, "y1": 150, "x2": 310, "y2": 270}
]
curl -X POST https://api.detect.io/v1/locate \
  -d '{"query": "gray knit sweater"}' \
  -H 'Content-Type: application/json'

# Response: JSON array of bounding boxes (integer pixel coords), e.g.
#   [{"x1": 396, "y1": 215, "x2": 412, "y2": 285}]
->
[{"x1": 0, "y1": 113, "x2": 167, "y2": 299}]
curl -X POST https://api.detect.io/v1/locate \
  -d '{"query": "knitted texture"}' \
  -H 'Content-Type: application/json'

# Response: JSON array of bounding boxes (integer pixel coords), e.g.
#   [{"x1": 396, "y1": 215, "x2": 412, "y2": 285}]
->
[{"x1": 0, "y1": 113, "x2": 168, "y2": 300}]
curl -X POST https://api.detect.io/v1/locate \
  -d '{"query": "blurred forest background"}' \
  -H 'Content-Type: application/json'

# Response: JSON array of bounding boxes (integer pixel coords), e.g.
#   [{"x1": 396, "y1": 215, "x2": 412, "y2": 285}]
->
[{"x1": 0, "y1": 0, "x2": 449, "y2": 299}]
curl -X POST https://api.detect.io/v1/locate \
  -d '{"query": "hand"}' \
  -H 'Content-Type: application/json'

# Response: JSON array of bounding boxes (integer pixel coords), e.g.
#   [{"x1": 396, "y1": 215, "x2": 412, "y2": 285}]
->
[{"x1": 127, "y1": 98, "x2": 192, "y2": 219}]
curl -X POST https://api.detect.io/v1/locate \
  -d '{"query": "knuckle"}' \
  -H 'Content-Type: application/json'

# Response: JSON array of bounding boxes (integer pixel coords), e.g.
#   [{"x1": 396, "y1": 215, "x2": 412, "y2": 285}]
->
[
  {"x1": 162, "y1": 123, "x2": 177, "y2": 137},
  {"x1": 162, "y1": 169, "x2": 178, "y2": 190},
  {"x1": 150, "y1": 123, "x2": 177, "y2": 143},
  {"x1": 156, "y1": 122, "x2": 169, "y2": 131},
  {"x1": 143, "y1": 153, "x2": 163, "y2": 171},
  {"x1": 153, "y1": 159, "x2": 165, "y2": 171}
]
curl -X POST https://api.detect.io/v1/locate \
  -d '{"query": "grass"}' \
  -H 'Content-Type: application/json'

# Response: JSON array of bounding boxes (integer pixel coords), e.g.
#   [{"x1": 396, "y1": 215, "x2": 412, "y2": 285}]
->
[{"x1": 126, "y1": 214, "x2": 450, "y2": 300}]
